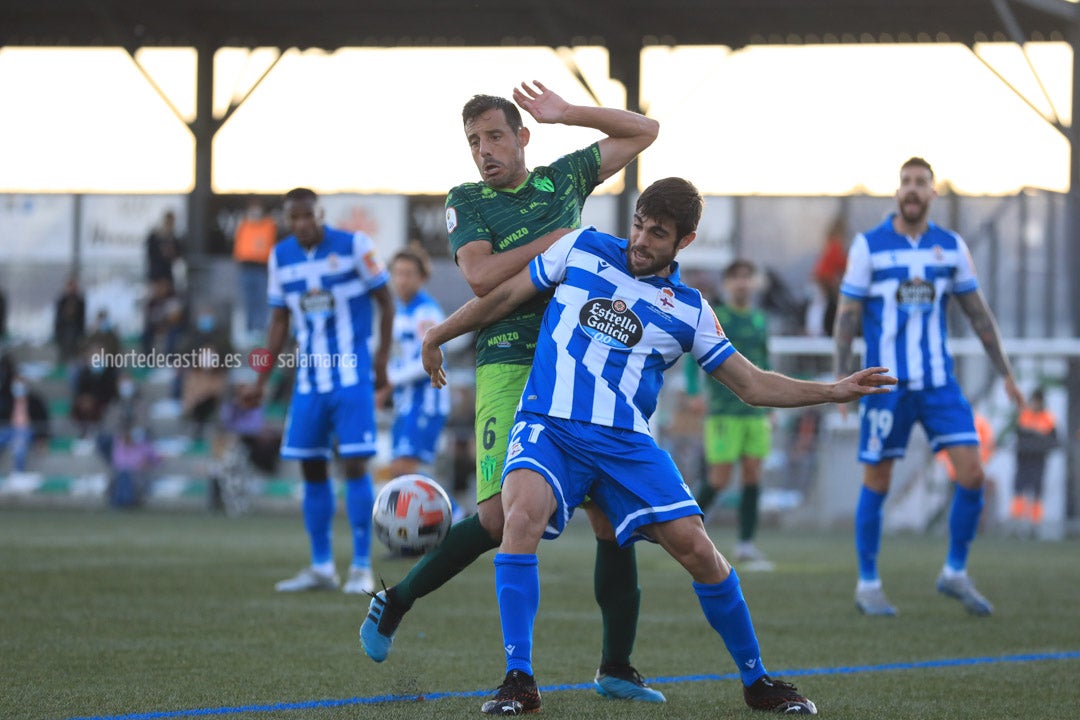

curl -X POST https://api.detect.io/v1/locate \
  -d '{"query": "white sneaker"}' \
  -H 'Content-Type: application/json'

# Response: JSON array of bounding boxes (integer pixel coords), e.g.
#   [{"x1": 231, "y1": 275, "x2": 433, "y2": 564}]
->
[
  {"x1": 733, "y1": 542, "x2": 775, "y2": 571},
  {"x1": 275, "y1": 567, "x2": 340, "y2": 592},
  {"x1": 343, "y1": 567, "x2": 375, "y2": 595}
]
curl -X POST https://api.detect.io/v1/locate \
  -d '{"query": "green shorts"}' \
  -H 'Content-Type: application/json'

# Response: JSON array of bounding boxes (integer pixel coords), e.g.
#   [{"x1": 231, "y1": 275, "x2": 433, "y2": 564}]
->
[
  {"x1": 703, "y1": 415, "x2": 771, "y2": 465},
  {"x1": 474, "y1": 363, "x2": 531, "y2": 504}
]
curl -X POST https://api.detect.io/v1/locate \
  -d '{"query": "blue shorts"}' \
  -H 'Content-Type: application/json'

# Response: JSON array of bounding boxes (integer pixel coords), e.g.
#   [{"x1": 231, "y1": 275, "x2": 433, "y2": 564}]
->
[
  {"x1": 857, "y1": 378, "x2": 977, "y2": 464},
  {"x1": 501, "y1": 411, "x2": 701, "y2": 546},
  {"x1": 281, "y1": 383, "x2": 376, "y2": 460},
  {"x1": 391, "y1": 404, "x2": 448, "y2": 464}
]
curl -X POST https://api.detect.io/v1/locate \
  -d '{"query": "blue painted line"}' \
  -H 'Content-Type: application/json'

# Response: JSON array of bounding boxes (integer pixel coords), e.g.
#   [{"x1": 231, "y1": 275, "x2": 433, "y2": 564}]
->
[{"x1": 65, "y1": 650, "x2": 1080, "y2": 720}]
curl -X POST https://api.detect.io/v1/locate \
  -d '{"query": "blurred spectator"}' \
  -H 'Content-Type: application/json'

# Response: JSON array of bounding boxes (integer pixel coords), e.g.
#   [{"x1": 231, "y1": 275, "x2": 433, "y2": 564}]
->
[
  {"x1": 82, "y1": 309, "x2": 122, "y2": 358},
  {"x1": 146, "y1": 210, "x2": 184, "y2": 287},
  {"x1": 179, "y1": 306, "x2": 233, "y2": 440},
  {"x1": 142, "y1": 278, "x2": 186, "y2": 355},
  {"x1": 1011, "y1": 388, "x2": 1059, "y2": 530},
  {"x1": 70, "y1": 348, "x2": 120, "y2": 438},
  {"x1": 0, "y1": 284, "x2": 8, "y2": 341},
  {"x1": 0, "y1": 356, "x2": 50, "y2": 474},
  {"x1": 107, "y1": 425, "x2": 160, "y2": 509},
  {"x1": 805, "y1": 215, "x2": 848, "y2": 337},
  {"x1": 232, "y1": 199, "x2": 278, "y2": 339},
  {"x1": 53, "y1": 275, "x2": 87, "y2": 365}
]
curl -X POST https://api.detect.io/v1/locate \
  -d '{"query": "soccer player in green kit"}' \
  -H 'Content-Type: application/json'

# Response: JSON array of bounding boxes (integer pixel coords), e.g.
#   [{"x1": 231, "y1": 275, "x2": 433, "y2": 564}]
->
[
  {"x1": 362, "y1": 80, "x2": 663, "y2": 701},
  {"x1": 687, "y1": 259, "x2": 775, "y2": 569}
]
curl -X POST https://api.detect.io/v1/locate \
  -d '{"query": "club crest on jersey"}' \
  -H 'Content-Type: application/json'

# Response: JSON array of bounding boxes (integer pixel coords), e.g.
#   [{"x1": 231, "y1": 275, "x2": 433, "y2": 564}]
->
[
  {"x1": 656, "y1": 287, "x2": 676, "y2": 312},
  {"x1": 326, "y1": 253, "x2": 339, "y2": 271},
  {"x1": 531, "y1": 176, "x2": 555, "y2": 193},
  {"x1": 932, "y1": 244, "x2": 945, "y2": 261},
  {"x1": 579, "y1": 298, "x2": 643, "y2": 350},
  {"x1": 445, "y1": 207, "x2": 458, "y2": 234}
]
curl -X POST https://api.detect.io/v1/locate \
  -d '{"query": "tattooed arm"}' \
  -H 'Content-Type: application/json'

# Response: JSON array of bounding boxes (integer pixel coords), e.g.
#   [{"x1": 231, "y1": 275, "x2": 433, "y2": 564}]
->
[
  {"x1": 954, "y1": 289, "x2": 1024, "y2": 407},
  {"x1": 833, "y1": 296, "x2": 864, "y2": 378}
]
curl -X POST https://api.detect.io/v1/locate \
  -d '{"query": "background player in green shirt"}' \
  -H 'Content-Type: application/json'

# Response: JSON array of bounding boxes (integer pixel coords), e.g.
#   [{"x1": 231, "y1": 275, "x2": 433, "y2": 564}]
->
[
  {"x1": 687, "y1": 259, "x2": 775, "y2": 568},
  {"x1": 362, "y1": 81, "x2": 662, "y2": 701}
]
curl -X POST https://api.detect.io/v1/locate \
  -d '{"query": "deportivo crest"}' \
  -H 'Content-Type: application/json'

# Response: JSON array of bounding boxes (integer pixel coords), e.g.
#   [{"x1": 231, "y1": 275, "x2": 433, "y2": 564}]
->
[
  {"x1": 656, "y1": 287, "x2": 676, "y2": 312},
  {"x1": 445, "y1": 207, "x2": 458, "y2": 234},
  {"x1": 578, "y1": 298, "x2": 643, "y2": 350}
]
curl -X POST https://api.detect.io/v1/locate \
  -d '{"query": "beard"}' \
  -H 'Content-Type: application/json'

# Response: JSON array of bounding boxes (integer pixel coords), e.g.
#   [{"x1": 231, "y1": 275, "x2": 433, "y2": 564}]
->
[{"x1": 899, "y1": 195, "x2": 928, "y2": 225}]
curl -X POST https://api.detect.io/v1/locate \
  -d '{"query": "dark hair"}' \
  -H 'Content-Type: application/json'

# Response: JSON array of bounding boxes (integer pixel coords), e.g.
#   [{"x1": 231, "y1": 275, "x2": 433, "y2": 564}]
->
[
  {"x1": 723, "y1": 258, "x2": 756, "y2": 279},
  {"x1": 635, "y1": 177, "x2": 704, "y2": 241},
  {"x1": 901, "y1": 157, "x2": 934, "y2": 180},
  {"x1": 462, "y1": 94, "x2": 523, "y2": 133},
  {"x1": 284, "y1": 187, "x2": 318, "y2": 203},
  {"x1": 391, "y1": 246, "x2": 432, "y2": 279}
]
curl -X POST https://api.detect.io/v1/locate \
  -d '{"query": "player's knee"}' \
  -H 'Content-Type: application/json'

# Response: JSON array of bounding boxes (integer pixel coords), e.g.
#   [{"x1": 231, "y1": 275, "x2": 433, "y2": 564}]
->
[
  {"x1": 300, "y1": 459, "x2": 329, "y2": 483},
  {"x1": 341, "y1": 457, "x2": 369, "y2": 479},
  {"x1": 477, "y1": 498, "x2": 505, "y2": 542}
]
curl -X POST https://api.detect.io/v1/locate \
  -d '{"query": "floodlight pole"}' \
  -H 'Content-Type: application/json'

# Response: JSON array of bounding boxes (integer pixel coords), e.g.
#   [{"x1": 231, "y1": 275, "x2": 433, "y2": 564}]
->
[
  {"x1": 186, "y1": 40, "x2": 215, "y2": 302},
  {"x1": 1066, "y1": 18, "x2": 1080, "y2": 521}
]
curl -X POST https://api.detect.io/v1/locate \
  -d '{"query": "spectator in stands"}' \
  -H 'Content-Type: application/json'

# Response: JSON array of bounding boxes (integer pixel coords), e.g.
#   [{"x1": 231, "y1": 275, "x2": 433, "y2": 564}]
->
[
  {"x1": 70, "y1": 347, "x2": 120, "y2": 438},
  {"x1": 233, "y1": 199, "x2": 278, "y2": 340},
  {"x1": 53, "y1": 275, "x2": 87, "y2": 366},
  {"x1": 0, "y1": 284, "x2": 8, "y2": 342},
  {"x1": 805, "y1": 215, "x2": 848, "y2": 338},
  {"x1": 178, "y1": 306, "x2": 233, "y2": 441},
  {"x1": 146, "y1": 210, "x2": 184, "y2": 287},
  {"x1": 83, "y1": 309, "x2": 122, "y2": 358},
  {"x1": 0, "y1": 354, "x2": 51, "y2": 474},
  {"x1": 107, "y1": 424, "x2": 160, "y2": 509},
  {"x1": 141, "y1": 277, "x2": 186, "y2": 355}
]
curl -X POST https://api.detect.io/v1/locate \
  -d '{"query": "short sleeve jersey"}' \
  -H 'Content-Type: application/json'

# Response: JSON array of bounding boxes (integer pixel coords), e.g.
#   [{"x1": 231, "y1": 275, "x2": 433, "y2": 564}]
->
[
  {"x1": 522, "y1": 228, "x2": 735, "y2": 436},
  {"x1": 840, "y1": 215, "x2": 978, "y2": 390},
  {"x1": 389, "y1": 289, "x2": 451, "y2": 416},
  {"x1": 445, "y1": 144, "x2": 601, "y2": 367},
  {"x1": 267, "y1": 226, "x2": 389, "y2": 395},
  {"x1": 705, "y1": 305, "x2": 769, "y2": 417}
]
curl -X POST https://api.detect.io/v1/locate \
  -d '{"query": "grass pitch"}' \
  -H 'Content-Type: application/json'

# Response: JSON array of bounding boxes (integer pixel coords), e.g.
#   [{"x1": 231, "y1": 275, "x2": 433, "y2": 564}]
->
[{"x1": 2, "y1": 507, "x2": 1078, "y2": 720}]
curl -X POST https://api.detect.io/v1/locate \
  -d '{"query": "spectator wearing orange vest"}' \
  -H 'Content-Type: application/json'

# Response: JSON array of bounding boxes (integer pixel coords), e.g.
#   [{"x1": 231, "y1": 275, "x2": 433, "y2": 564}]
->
[
  {"x1": 233, "y1": 199, "x2": 279, "y2": 338},
  {"x1": 1011, "y1": 387, "x2": 1058, "y2": 529}
]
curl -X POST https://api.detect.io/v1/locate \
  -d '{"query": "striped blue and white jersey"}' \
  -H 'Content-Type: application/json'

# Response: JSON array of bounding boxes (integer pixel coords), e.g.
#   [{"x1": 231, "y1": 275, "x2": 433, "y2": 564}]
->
[
  {"x1": 840, "y1": 215, "x2": 978, "y2": 390},
  {"x1": 267, "y1": 226, "x2": 389, "y2": 395},
  {"x1": 522, "y1": 228, "x2": 735, "y2": 435},
  {"x1": 389, "y1": 289, "x2": 451, "y2": 417}
]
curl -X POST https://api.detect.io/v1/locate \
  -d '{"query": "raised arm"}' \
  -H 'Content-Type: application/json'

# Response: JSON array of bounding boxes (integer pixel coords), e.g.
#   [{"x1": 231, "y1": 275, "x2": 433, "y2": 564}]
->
[
  {"x1": 513, "y1": 80, "x2": 658, "y2": 183},
  {"x1": 456, "y1": 227, "x2": 573, "y2": 297},
  {"x1": 421, "y1": 268, "x2": 540, "y2": 387},
  {"x1": 711, "y1": 351, "x2": 895, "y2": 408},
  {"x1": 954, "y1": 289, "x2": 1024, "y2": 407}
]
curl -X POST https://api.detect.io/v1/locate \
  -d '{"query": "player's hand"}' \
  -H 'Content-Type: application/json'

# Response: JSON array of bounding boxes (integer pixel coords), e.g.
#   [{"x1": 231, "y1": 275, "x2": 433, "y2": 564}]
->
[
  {"x1": 375, "y1": 384, "x2": 393, "y2": 410},
  {"x1": 513, "y1": 80, "x2": 570, "y2": 125},
  {"x1": 1003, "y1": 375, "x2": 1026, "y2": 410},
  {"x1": 421, "y1": 341, "x2": 446, "y2": 389},
  {"x1": 832, "y1": 366, "x2": 896, "y2": 404}
]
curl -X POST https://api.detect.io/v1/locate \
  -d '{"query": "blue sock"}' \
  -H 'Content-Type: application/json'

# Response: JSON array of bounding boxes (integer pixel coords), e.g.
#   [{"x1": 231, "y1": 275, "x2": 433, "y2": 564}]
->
[
  {"x1": 346, "y1": 475, "x2": 374, "y2": 569},
  {"x1": 302, "y1": 480, "x2": 335, "y2": 566},
  {"x1": 946, "y1": 485, "x2": 984, "y2": 572},
  {"x1": 693, "y1": 570, "x2": 767, "y2": 686},
  {"x1": 855, "y1": 485, "x2": 887, "y2": 582},
  {"x1": 494, "y1": 553, "x2": 539, "y2": 677}
]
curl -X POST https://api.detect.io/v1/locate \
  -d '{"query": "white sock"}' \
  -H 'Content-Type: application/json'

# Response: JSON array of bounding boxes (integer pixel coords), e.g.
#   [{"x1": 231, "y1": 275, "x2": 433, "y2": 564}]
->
[{"x1": 857, "y1": 578, "x2": 882, "y2": 592}]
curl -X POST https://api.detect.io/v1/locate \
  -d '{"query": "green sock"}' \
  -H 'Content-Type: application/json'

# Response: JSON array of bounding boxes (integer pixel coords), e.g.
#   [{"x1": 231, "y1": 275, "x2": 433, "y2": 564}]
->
[
  {"x1": 695, "y1": 479, "x2": 717, "y2": 511},
  {"x1": 393, "y1": 513, "x2": 500, "y2": 607},
  {"x1": 738, "y1": 484, "x2": 760, "y2": 543},
  {"x1": 594, "y1": 538, "x2": 640, "y2": 667}
]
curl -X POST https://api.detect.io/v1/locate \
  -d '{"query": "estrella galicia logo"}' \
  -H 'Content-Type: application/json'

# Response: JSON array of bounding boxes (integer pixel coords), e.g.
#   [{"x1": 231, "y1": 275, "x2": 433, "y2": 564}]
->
[
  {"x1": 578, "y1": 298, "x2": 643, "y2": 350},
  {"x1": 896, "y1": 277, "x2": 935, "y2": 313}
]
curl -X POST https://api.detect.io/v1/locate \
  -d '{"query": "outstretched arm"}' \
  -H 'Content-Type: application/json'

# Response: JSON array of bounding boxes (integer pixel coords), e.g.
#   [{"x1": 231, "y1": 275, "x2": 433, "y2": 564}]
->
[
  {"x1": 711, "y1": 352, "x2": 895, "y2": 408},
  {"x1": 422, "y1": 268, "x2": 540, "y2": 387},
  {"x1": 513, "y1": 80, "x2": 659, "y2": 182},
  {"x1": 954, "y1": 289, "x2": 1024, "y2": 407}
]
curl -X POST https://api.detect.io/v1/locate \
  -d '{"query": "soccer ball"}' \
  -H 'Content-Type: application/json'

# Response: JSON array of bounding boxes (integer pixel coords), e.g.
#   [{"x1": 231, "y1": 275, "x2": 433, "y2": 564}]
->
[{"x1": 372, "y1": 474, "x2": 453, "y2": 555}]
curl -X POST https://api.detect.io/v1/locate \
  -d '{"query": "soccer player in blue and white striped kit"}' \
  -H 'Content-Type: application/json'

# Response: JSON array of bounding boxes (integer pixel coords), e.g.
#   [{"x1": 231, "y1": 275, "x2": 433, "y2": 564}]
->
[
  {"x1": 248, "y1": 187, "x2": 395, "y2": 596},
  {"x1": 421, "y1": 177, "x2": 896, "y2": 715},
  {"x1": 834, "y1": 157, "x2": 1024, "y2": 617}
]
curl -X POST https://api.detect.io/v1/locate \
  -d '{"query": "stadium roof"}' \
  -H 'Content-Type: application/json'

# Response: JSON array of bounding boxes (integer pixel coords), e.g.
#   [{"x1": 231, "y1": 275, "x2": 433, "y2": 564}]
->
[{"x1": 2, "y1": 0, "x2": 1077, "y2": 50}]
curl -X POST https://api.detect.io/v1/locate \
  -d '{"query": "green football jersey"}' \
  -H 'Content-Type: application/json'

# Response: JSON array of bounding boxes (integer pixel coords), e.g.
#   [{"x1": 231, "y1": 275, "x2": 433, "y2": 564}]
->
[
  {"x1": 445, "y1": 144, "x2": 601, "y2": 366},
  {"x1": 706, "y1": 304, "x2": 770, "y2": 417}
]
